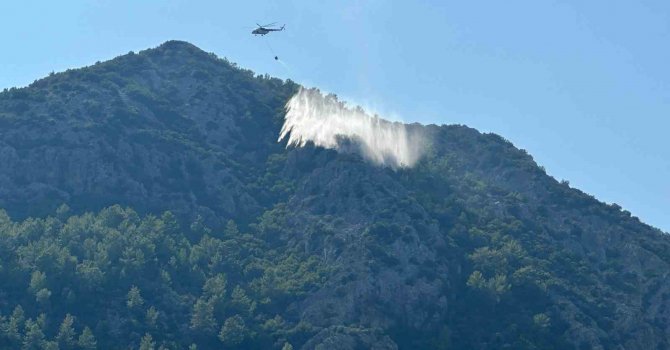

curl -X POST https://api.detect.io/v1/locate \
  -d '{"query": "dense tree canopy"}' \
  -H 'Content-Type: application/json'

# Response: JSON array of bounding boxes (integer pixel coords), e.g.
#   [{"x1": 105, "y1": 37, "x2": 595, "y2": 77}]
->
[{"x1": 0, "y1": 205, "x2": 326, "y2": 349}]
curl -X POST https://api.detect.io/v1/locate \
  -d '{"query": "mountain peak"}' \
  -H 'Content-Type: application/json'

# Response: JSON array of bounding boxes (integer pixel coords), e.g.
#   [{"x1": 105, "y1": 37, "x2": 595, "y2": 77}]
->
[
  {"x1": 157, "y1": 39, "x2": 201, "y2": 50},
  {"x1": 146, "y1": 40, "x2": 211, "y2": 59}
]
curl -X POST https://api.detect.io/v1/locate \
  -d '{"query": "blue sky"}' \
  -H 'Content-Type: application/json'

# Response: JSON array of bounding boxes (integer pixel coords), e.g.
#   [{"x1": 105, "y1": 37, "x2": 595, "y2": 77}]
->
[{"x1": 1, "y1": 0, "x2": 668, "y2": 232}]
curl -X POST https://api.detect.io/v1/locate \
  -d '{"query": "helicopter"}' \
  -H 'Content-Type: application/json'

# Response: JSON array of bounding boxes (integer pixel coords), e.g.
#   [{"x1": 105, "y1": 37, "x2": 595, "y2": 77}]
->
[{"x1": 252, "y1": 23, "x2": 285, "y2": 36}]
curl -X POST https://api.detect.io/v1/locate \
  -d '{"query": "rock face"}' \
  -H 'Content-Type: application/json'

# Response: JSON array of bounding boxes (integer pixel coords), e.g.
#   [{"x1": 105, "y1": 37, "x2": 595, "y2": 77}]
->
[
  {"x1": 0, "y1": 41, "x2": 295, "y2": 226},
  {"x1": 1, "y1": 41, "x2": 669, "y2": 349}
]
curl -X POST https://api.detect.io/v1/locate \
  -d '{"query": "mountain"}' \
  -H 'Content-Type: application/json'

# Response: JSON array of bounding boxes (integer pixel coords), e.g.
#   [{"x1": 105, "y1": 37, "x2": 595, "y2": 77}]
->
[
  {"x1": 0, "y1": 41, "x2": 668, "y2": 350},
  {"x1": 0, "y1": 41, "x2": 294, "y2": 226}
]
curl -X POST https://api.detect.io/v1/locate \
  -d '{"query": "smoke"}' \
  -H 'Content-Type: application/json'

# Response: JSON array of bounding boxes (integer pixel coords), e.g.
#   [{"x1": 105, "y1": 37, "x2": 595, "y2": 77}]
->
[{"x1": 279, "y1": 88, "x2": 428, "y2": 168}]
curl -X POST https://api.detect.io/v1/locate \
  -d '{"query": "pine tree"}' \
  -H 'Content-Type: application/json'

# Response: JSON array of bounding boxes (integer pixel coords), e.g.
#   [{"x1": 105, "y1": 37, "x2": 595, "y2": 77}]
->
[
  {"x1": 160, "y1": 212, "x2": 179, "y2": 235},
  {"x1": 466, "y1": 270, "x2": 485, "y2": 289},
  {"x1": 22, "y1": 319, "x2": 45, "y2": 350},
  {"x1": 4, "y1": 305, "x2": 25, "y2": 343},
  {"x1": 56, "y1": 314, "x2": 76, "y2": 349},
  {"x1": 139, "y1": 333, "x2": 155, "y2": 350},
  {"x1": 190, "y1": 298, "x2": 216, "y2": 334},
  {"x1": 231, "y1": 286, "x2": 253, "y2": 314},
  {"x1": 35, "y1": 288, "x2": 52, "y2": 305},
  {"x1": 127, "y1": 285, "x2": 144, "y2": 309},
  {"x1": 224, "y1": 220, "x2": 239, "y2": 236},
  {"x1": 203, "y1": 274, "x2": 227, "y2": 303},
  {"x1": 146, "y1": 306, "x2": 159, "y2": 328},
  {"x1": 29, "y1": 271, "x2": 47, "y2": 293},
  {"x1": 218, "y1": 315, "x2": 246, "y2": 346},
  {"x1": 77, "y1": 327, "x2": 97, "y2": 350}
]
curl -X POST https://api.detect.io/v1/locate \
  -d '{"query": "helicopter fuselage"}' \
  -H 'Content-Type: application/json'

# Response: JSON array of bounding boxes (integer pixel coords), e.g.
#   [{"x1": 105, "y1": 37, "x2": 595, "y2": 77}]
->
[
  {"x1": 252, "y1": 28, "x2": 270, "y2": 35},
  {"x1": 252, "y1": 26, "x2": 283, "y2": 36}
]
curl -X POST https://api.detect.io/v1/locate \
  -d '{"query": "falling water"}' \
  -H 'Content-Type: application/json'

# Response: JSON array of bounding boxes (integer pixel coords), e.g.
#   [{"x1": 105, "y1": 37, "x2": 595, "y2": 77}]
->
[{"x1": 279, "y1": 88, "x2": 427, "y2": 168}]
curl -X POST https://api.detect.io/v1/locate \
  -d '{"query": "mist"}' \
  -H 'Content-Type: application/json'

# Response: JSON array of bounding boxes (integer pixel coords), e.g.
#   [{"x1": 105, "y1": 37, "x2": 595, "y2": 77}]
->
[{"x1": 279, "y1": 88, "x2": 428, "y2": 168}]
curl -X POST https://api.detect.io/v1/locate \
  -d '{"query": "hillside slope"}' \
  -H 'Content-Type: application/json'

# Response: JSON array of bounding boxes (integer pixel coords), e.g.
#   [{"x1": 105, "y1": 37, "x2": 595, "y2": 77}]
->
[
  {"x1": 0, "y1": 41, "x2": 668, "y2": 350},
  {"x1": 0, "y1": 41, "x2": 295, "y2": 226}
]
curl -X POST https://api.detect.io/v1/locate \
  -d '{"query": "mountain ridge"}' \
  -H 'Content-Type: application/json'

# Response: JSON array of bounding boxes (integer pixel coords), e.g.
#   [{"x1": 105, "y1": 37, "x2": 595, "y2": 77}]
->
[
  {"x1": 0, "y1": 40, "x2": 668, "y2": 349},
  {"x1": 3, "y1": 40, "x2": 663, "y2": 233},
  {"x1": 0, "y1": 40, "x2": 297, "y2": 227}
]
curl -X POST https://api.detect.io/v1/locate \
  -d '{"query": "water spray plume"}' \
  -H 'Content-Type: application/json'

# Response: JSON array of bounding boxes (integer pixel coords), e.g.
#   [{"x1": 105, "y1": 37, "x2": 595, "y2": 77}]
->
[{"x1": 279, "y1": 88, "x2": 428, "y2": 168}]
